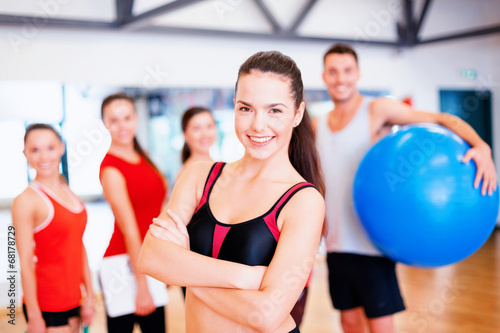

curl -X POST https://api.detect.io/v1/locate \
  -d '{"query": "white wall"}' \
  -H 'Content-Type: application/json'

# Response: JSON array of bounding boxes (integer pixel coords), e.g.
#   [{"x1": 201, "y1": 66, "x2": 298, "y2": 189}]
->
[
  {"x1": 1, "y1": 26, "x2": 499, "y2": 184},
  {"x1": 1, "y1": 26, "x2": 498, "y2": 104},
  {"x1": 1, "y1": 25, "x2": 499, "y2": 192}
]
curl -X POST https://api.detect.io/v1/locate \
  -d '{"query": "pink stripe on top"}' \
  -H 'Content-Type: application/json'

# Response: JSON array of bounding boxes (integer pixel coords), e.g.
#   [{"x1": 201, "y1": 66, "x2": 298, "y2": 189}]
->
[
  {"x1": 195, "y1": 162, "x2": 224, "y2": 213},
  {"x1": 32, "y1": 181, "x2": 84, "y2": 213},
  {"x1": 263, "y1": 182, "x2": 313, "y2": 242},
  {"x1": 212, "y1": 224, "x2": 231, "y2": 258},
  {"x1": 29, "y1": 183, "x2": 55, "y2": 234}
]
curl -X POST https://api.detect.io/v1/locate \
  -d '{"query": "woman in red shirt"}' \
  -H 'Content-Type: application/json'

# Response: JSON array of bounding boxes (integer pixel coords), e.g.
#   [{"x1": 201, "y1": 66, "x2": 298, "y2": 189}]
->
[
  {"x1": 12, "y1": 124, "x2": 94, "y2": 333},
  {"x1": 99, "y1": 93, "x2": 168, "y2": 333}
]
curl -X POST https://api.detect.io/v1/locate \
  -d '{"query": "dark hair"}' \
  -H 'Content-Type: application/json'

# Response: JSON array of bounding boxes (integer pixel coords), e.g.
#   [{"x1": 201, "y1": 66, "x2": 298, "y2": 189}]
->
[
  {"x1": 323, "y1": 43, "x2": 358, "y2": 65},
  {"x1": 181, "y1": 106, "x2": 214, "y2": 163},
  {"x1": 236, "y1": 51, "x2": 325, "y2": 195},
  {"x1": 24, "y1": 123, "x2": 62, "y2": 145},
  {"x1": 101, "y1": 93, "x2": 162, "y2": 175}
]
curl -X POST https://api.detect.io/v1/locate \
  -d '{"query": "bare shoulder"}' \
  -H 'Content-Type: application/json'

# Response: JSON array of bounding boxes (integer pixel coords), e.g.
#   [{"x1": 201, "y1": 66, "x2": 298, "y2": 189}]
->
[
  {"x1": 100, "y1": 165, "x2": 125, "y2": 181},
  {"x1": 165, "y1": 161, "x2": 216, "y2": 217},
  {"x1": 100, "y1": 167, "x2": 127, "y2": 197},
  {"x1": 185, "y1": 160, "x2": 216, "y2": 172},
  {"x1": 371, "y1": 97, "x2": 405, "y2": 113},
  {"x1": 11, "y1": 187, "x2": 41, "y2": 226},
  {"x1": 12, "y1": 186, "x2": 40, "y2": 208},
  {"x1": 370, "y1": 97, "x2": 412, "y2": 121},
  {"x1": 282, "y1": 186, "x2": 325, "y2": 220},
  {"x1": 180, "y1": 160, "x2": 216, "y2": 183},
  {"x1": 290, "y1": 186, "x2": 324, "y2": 207}
]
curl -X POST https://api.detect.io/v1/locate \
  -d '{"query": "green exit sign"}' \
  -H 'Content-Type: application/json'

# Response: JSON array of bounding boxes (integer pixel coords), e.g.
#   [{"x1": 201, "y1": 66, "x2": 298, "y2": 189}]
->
[{"x1": 460, "y1": 69, "x2": 477, "y2": 80}]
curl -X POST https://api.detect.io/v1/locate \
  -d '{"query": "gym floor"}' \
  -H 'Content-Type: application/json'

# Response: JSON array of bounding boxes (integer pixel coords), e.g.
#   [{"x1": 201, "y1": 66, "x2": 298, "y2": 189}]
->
[{"x1": 1, "y1": 228, "x2": 499, "y2": 333}]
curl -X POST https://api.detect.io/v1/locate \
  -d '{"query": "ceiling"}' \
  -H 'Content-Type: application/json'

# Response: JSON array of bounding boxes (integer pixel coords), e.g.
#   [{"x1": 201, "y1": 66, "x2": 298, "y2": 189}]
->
[{"x1": 1, "y1": 0, "x2": 499, "y2": 47}]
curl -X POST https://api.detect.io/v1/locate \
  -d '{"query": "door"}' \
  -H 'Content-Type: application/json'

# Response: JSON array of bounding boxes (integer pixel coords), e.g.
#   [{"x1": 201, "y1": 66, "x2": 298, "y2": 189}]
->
[{"x1": 439, "y1": 89, "x2": 493, "y2": 152}]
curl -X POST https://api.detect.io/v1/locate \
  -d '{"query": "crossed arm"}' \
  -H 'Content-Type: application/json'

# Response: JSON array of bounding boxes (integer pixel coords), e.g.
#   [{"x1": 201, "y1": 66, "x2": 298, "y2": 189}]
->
[
  {"x1": 138, "y1": 162, "x2": 264, "y2": 290},
  {"x1": 138, "y1": 163, "x2": 325, "y2": 332},
  {"x1": 188, "y1": 188, "x2": 324, "y2": 332}
]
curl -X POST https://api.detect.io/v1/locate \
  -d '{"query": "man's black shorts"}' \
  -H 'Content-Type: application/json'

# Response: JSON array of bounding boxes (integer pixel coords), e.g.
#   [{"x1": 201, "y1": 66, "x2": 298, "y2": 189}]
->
[{"x1": 327, "y1": 252, "x2": 405, "y2": 318}]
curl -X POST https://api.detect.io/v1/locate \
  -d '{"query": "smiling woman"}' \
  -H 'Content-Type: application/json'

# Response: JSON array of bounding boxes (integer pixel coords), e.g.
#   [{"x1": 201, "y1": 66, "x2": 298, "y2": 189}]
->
[
  {"x1": 176, "y1": 106, "x2": 217, "y2": 181},
  {"x1": 99, "y1": 93, "x2": 168, "y2": 333},
  {"x1": 234, "y1": 72, "x2": 297, "y2": 160},
  {"x1": 138, "y1": 51, "x2": 325, "y2": 333},
  {"x1": 11, "y1": 124, "x2": 95, "y2": 333}
]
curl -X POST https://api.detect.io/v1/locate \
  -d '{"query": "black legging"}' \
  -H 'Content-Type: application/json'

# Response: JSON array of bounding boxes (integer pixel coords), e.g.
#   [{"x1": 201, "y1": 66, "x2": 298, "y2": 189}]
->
[{"x1": 106, "y1": 306, "x2": 166, "y2": 333}]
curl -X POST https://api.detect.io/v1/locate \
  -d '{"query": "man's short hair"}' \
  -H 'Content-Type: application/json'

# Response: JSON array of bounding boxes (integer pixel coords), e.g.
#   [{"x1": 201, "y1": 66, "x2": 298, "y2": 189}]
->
[{"x1": 323, "y1": 43, "x2": 358, "y2": 65}]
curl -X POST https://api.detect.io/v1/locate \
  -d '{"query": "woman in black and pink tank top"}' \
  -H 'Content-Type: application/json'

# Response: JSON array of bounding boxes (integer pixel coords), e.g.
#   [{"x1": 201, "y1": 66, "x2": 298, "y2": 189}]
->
[{"x1": 139, "y1": 51, "x2": 325, "y2": 333}]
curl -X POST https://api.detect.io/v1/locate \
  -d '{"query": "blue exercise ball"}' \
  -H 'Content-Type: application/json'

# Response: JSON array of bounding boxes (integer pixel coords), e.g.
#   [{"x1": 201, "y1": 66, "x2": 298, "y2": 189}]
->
[{"x1": 353, "y1": 124, "x2": 499, "y2": 268}]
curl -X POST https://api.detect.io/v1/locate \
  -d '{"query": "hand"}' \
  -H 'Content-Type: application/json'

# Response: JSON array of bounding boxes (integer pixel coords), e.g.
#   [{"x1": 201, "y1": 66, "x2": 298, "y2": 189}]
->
[
  {"x1": 27, "y1": 313, "x2": 46, "y2": 333},
  {"x1": 462, "y1": 143, "x2": 498, "y2": 195},
  {"x1": 149, "y1": 210, "x2": 190, "y2": 250},
  {"x1": 80, "y1": 296, "x2": 95, "y2": 327},
  {"x1": 135, "y1": 284, "x2": 156, "y2": 316}
]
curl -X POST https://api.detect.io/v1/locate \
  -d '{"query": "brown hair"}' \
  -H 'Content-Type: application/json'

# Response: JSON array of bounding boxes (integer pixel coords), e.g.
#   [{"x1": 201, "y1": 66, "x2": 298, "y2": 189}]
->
[
  {"x1": 24, "y1": 123, "x2": 62, "y2": 144},
  {"x1": 323, "y1": 43, "x2": 358, "y2": 65},
  {"x1": 236, "y1": 51, "x2": 325, "y2": 195},
  {"x1": 101, "y1": 93, "x2": 162, "y2": 175},
  {"x1": 181, "y1": 106, "x2": 214, "y2": 163},
  {"x1": 24, "y1": 123, "x2": 68, "y2": 183}
]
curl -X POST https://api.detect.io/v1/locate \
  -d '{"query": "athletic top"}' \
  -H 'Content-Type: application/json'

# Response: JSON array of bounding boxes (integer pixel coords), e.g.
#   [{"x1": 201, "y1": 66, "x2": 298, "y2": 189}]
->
[
  {"x1": 316, "y1": 97, "x2": 381, "y2": 256},
  {"x1": 29, "y1": 181, "x2": 87, "y2": 312},
  {"x1": 100, "y1": 153, "x2": 167, "y2": 257},
  {"x1": 188, "y1": 162, "x2": 314, "y2": 266}
]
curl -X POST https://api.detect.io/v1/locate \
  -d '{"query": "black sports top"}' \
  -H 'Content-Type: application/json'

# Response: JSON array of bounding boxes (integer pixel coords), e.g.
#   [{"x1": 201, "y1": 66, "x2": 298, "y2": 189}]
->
[{"x1": 187, "y1": 162, "x2": 314, "y2": 266}]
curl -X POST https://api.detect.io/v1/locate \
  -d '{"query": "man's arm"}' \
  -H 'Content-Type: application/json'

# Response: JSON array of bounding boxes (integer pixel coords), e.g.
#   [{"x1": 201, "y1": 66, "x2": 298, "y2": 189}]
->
[{"x1": 372, "y1": 98, "x2": 497, "y2": 195}]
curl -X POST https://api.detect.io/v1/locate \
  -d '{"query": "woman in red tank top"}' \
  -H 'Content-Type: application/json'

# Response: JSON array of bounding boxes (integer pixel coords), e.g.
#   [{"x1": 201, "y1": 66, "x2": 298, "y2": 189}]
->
[
  {"x1": 12, "y1": 124, "x2": 95, "y2": 333},
  {"x1": 99, "y1": 93, "x2": 168, "y2": 333},
  {"x1": 138, "y1": 52, "x2": 326, "y2": 333}
]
